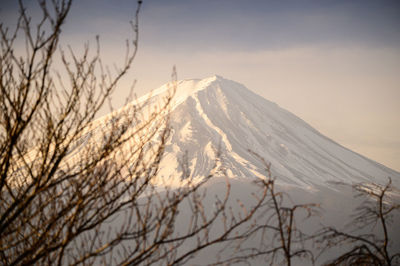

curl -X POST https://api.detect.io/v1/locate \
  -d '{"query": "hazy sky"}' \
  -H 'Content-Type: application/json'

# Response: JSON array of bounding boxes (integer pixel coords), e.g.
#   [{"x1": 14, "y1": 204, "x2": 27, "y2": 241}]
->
[{"x1": 1, "y1": 0, "x2": 399, "y2": 171}]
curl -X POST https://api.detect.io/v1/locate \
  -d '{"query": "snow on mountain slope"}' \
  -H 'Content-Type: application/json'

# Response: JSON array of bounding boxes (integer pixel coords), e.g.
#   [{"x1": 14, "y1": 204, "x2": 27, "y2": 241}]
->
[{"x1": 134, "y1": 75, "x2": 399, "y2": 189}]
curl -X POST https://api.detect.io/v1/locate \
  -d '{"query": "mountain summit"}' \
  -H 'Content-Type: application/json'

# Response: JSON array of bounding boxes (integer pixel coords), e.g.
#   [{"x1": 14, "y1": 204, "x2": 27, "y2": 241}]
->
[{"x1": 144, "y1": 75, "x2": 399, "y2": 189}]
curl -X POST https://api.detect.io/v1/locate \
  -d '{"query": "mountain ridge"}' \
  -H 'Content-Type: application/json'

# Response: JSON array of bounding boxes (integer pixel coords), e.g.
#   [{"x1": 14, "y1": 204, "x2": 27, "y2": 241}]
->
[{"x1": 136, "y1": 75, "x2": 400, "y2": 189}]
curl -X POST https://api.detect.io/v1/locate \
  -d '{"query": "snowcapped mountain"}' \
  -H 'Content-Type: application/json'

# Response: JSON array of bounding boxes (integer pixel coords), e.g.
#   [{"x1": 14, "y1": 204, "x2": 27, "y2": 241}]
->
[
  {"x1": 125, "y1": 75, "x2": 399, "y2": 190},
  {"x1": 57, "y1": 75, "x2": 399, "y2": 265}
]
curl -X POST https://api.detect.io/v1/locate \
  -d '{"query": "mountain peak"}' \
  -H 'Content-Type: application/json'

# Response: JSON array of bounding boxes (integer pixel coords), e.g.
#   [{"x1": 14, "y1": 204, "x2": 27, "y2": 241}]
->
[
  {"x1": 105, "y1": 75, "x2": 400, "y2": 189},
  {"x1": 140, "y1": 75, "x2": 245, "y2": 110},
  {"x1": 209, "y1": 74, "x2": 224, "y2": 81},
  {"x1": 181, "y1": 74, "x2": 228, "y2": 88},
  {"x1": 151, "y1": 76, "x2": 400, "y2": 189}
]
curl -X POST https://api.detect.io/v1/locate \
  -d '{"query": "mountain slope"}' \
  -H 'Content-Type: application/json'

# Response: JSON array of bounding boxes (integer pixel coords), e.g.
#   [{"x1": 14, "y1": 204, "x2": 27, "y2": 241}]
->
[{"x1": 138, "y1": 75, "x2": 399, "y2": 189}]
